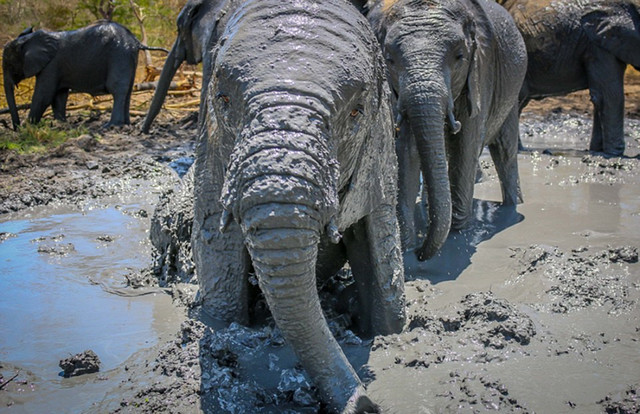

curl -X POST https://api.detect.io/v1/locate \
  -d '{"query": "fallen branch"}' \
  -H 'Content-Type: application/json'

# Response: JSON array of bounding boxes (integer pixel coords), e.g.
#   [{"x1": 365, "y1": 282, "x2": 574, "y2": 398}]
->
[
  {"x1": 0, "y1": 372, "x2": 20, "y2": 390},
  {"x1": 134, "y1": 80, "x2": 181, "y2": 92},
  {"x1": 164, "y1": 99, "x2": 200, "y2": 109},
  {"x1": 0, "y1": 103, "x2": 30, "y2": 115}
]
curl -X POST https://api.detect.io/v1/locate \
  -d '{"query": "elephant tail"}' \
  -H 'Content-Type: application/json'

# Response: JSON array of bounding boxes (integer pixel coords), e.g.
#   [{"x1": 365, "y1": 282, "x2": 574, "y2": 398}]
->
[{"x1": 138, "y1": 44, "x2": 170, "y2": 54}]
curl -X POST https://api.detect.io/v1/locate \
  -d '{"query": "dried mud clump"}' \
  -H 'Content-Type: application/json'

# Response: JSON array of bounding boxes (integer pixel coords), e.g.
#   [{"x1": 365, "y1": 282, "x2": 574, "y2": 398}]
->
[
  {"x1": 597, "y1": 384, "x2": 640, "y2": 414},
  {"x1": 149, "y1": 167, "x2": 195, "y2": 288},
  {"x1": 114, "y1": 319, "x2": 328, "y2": 413},
  {"x1": 390, "y1": 290, "x2": 536, "y2": 369},
  {"x1": 408, "y1": 291, "x2": 536, "y2": 348},
  {"x1": 59, "y1": 350, "x2": 100, "y2": 378},
  {"x1": 438, "y1": 371, "x2": 530, "y2": 413},
  {"x1": 512, "y1": 244, "x2": 639, "y2": 314}
]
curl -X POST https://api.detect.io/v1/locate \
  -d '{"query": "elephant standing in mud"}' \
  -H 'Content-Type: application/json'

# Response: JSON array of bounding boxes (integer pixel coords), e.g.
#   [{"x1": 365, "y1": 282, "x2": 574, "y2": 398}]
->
[
  {"x1": 497, "y1": 0, "x2": 640, "y2": 156},
  {"x1": 193, "y1": 0, "x2": 405, "y2": 411},
  {"x1": 365, "y1": 0, "x2": 527, "y2": 260},
  {"x1": 3, "y1": 22, "x2": 166, "y2": 130},
  {"x1": 141, "y1": 0, "x2": 227, "y2": 133}
]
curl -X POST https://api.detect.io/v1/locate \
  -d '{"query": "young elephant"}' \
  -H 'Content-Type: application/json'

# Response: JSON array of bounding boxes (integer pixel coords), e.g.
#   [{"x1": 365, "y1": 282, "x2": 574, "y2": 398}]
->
[
  {"x1": 193, "y1": 0, "x2": 405, "y2": 411},
  {"x1": 497, "y1": 0, "x2": 640, "y2": 156},
  {"x1": 366, "y1": 0, "x2": 527, "y2": 260},
  {"x1": 3, "y1": 22, "x2": 166, "y2": 129}
]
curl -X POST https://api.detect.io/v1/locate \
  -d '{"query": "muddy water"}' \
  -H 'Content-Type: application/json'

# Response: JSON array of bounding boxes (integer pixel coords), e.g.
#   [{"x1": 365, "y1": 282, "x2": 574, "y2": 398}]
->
[
  {"x1": 368, "y1": 114, "x2": 640, "y2": 413},
  {"x1": 0, "y1": 191, "x2": 185, "y2": 412}
]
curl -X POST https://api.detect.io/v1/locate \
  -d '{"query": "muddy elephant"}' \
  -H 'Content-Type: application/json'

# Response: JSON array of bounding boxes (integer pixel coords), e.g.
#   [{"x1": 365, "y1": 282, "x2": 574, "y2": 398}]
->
[
  {"x1": 2, "y1": 22, "x2": 166, "y2": 130},
  {"x1": 497, "y1": 0, "x2": 640, "y2": 156},
  {"x1": 192, "y1": 0, "x2": 405, "y2": 411},
  {"x1": 365, "y1": 0, "x2": 527, "y2": 260},
  {"x1": 141, "y1": 0, "x2": 228, "y2": 133}
]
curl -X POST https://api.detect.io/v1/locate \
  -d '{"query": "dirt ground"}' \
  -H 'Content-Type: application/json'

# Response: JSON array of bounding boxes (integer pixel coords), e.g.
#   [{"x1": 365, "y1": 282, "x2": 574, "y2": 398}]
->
[{"x1": 1, "y1": 69, "x2": 639, "y2": 413}]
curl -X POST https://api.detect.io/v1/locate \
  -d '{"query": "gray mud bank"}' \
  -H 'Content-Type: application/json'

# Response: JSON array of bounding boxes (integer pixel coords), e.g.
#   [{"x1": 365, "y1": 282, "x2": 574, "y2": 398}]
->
[{"x1": 1, "y1": 111, "x2": 640, "y2": 413}]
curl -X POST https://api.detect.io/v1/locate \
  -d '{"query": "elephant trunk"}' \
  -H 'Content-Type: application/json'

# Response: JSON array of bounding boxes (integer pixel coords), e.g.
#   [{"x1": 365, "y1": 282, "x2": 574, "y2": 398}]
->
[
  {"x1": 221, "y1": 126, "x2": 366, "y2": 410},
  {"x1": 403, "y1": 77, "x2": 453, "y2": 261},
  {"x1": 142, "y1": 38, "x2": 185, "y2": 133},
  {"x1": 245, "y1": 213, "x2": 362, "y2": 411},
  {"x1": 3, "y1": 70, "x2": 20, "y2": 130}
]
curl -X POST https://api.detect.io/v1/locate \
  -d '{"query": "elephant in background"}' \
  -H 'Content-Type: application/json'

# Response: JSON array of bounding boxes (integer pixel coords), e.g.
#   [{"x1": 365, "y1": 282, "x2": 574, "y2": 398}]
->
[
  {"x1": 193, "y1": 0, "x2": 405, "y2": 411},
  {"x1": 365, "y1": 0, "x2": 526, "y2": 260},
  {"x1": 3, "y1": 22, "x2": 167, "y2": 130},
  {"x1": 497, "y1": 0, "x2": 640, "y2": 156},
  {"x1": 142, "y1": 0, "x2": 228, "y2": 133}
]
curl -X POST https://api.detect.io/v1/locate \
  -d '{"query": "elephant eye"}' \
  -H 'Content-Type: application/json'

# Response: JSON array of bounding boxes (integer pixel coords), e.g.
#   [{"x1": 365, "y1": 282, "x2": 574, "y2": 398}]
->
[
  {"x1": 350, "y1": 108, "x2": 363, "y2": 118},
  {"x1": 216, "y1": 93, "x2": 230, "y2": 104}
]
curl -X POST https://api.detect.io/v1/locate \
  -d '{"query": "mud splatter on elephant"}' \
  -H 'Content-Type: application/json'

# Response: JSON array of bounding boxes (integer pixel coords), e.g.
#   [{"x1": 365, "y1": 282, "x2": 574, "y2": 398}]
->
[
  {"x1": 191, "y1": 0, "x2": 406, "y2": 411},
  {"x1": 366, "y1": 0, "x2": 527, "y2": 259}
]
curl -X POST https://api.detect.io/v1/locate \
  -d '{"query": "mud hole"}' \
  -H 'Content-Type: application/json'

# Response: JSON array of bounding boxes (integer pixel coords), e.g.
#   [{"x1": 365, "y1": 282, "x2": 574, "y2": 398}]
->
[{"x1": 1, "y1": 77, "x2": 640, "y2": 413}]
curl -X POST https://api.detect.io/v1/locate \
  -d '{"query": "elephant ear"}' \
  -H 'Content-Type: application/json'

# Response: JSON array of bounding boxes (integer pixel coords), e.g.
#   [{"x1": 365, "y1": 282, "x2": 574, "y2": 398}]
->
[
  {"x1": 464, "y1": 18, "x2": 482, "y2": 119},
  {"x1": 23, "y1": 31, "x2": 58, "y2": 78},
  {"x1": 337, "y1": 55, "x2": 394, "y2": 231},
  {"x1": 582, "y1": 5, "x2": 640, "y2": 69}
]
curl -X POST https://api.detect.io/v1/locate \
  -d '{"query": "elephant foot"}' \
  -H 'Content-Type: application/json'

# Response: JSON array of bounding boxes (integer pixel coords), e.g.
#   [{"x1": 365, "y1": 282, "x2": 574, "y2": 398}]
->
[
  {"x1": 341, "y1": 386, "x2": 379, "y2": 414},
  {"x1": 101, "y1": 120, "x2": 129, "y2": 130}
]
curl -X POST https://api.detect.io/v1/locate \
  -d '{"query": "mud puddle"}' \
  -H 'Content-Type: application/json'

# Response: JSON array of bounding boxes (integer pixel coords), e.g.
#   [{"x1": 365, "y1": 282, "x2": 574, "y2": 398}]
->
[
  {"x1": 0, "y1": 189, "x2": 185, "y2": 412},
  {"x1": 368, "y1": 114, "x2": 640, "y2": 413}
]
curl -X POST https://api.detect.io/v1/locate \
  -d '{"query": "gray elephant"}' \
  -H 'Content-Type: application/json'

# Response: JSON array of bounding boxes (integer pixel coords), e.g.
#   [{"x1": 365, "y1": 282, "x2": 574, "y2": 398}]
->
[
  {"x1": 141, "y1": 0, "x2": 371, "y2": 133},
  {"x1": 193, "y1": 0, "x2": 405, "y2": 411},
  {"x1": 365, "y1": 0, "x2": 527, "y2": 260},
  {"x1": 497, "y1": 0, "x2": 640, "y2": 156},
  {"x1": 141, "y1": 0, "x2": 227, "y2": 133},
  {"x1": 3, "y1": 22, "x2": 167, "y2": 130}
]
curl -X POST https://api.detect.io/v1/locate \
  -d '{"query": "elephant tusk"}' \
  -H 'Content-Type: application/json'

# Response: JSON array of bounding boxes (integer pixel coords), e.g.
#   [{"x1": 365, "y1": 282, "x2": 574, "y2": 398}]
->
[
  {"x1": 219, "y1": 209, "x2": 234, "y2": 233},
  {"x1": 326, "y1": 217, "x2": 342, "y2": 244},
  {"x1": 448, "y1": 111, "x2": 462, "y2": 135},
  {"x1": 447, "y1": 95, "x2": 462, "y2": 135},
  {"x1": 395, "y1": 112, "x2": 403, "y2": 132}
]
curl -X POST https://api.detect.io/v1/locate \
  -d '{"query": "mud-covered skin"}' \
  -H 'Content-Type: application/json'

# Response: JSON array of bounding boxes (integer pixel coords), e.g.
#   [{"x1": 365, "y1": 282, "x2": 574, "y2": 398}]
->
[
  {"x1": 497, "y1": 0, "x2": 640, "y2": 156},
  {"x1": 142, "y1": 0, "x2": 230, "y2": 133},
  {"x1": 2, "y1": 22, "x2": 166, "y2": 130},
  {"x1": 366, "y1": 0, "x2": 527, "y2": 261},
  {"x1": 192, "y1": 0, "x2": 405, "y2": 411}
]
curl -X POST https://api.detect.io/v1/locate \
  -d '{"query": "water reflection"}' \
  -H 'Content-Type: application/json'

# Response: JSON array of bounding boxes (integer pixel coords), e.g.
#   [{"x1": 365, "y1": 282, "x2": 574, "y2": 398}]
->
[{"x1": 0, "y1": 204, "x2": 182, "y2": 412}]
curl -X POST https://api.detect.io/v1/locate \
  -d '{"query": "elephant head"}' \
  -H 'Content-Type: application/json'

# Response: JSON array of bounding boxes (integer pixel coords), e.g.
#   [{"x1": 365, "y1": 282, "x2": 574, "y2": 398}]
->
[
  {"x1": 3, "y1": 28, "x2": 59, "y2": 130},
  {"x1": 141, "y1": 0, "x2": 228, "y2": 133},
  {"x1": 193, "y1": 0, "x2": 405, "y2": 410},
  {"x1": 368, "y1": 0, "x2": 486, "y2": 260}
]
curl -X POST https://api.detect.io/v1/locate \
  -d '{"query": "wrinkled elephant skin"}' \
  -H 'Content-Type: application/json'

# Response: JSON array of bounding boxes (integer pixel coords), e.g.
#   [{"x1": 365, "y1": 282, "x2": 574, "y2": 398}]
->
[
  {"x1": 367, "y1": 0, "x2": 527, "y2": 260},
  {"x1": 192, "y1": 0, "x2": 406, "y2": 411}
]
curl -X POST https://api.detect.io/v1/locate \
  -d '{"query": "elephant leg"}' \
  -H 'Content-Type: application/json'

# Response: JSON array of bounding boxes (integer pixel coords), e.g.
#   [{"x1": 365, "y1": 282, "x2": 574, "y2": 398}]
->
[
  {"x1": 52, "y1": 89, "x2": 69, "y2": 122},
  {"x1": 448, "y1": 124, "x2": 480, "y2": 230},
  {"x1": 586, "y1": 53, "x2": 627, "y2": 156},
  {"x1": 28, "y1": 78, "x2": 56, "y2": 124},
  {"x1": 192, "y1": 211, "x2": 251, "y2": 323},
  {"x1": 316, "y1": 236, "x2": 347, "y2": 285},
  {"x1": 395, "y1": 123, "x2": 421, "y2": 251},
  {"x1": 106, "y1": 89, "x2": 129, "y2": 127},
  {"x1": 192, "y1": 131, "x2": 252, "y2": 324},
  {"x1": 489, "y1": 106, "x2": 523, "y2": 206},
  {"x1": 343, "y1": 201, "x2": 405, "y2": 337}
]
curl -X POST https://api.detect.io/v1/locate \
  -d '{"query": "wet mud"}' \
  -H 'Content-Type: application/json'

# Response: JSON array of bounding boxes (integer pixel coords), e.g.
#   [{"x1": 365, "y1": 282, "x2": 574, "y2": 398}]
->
[{"x1": 1, "y1": 102, "x2": 639, "y2": 412}]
